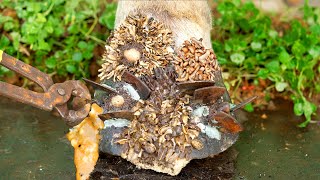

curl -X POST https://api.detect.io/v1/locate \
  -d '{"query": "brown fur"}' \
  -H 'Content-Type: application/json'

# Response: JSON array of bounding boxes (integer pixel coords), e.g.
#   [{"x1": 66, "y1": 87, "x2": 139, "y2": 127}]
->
[{"x1": 115, "y1": 0, "x2": 212, "y2": 48}]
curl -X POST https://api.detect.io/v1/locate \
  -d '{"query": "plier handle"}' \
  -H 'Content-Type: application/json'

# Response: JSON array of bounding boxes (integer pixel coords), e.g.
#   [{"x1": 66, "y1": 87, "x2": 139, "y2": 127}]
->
[{"x1": 0, "y1": 50, "x2": 91, "y2": 126}]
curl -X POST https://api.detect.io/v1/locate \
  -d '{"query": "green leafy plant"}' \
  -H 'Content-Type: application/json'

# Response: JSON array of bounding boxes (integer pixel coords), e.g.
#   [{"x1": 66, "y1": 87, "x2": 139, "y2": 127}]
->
[
  {"x1": 212, "y1": 0, "x2": 320, "y2": 126},
  {"x1": 0, "y1": 0, "x2": 117, "y2": 79}
]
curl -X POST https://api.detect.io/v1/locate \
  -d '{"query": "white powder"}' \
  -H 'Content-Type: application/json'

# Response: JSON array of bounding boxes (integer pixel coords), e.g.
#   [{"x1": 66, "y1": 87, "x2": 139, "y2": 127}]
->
[
  {"x1": 123, "y1": 83, "x2": 140, "y2": 100},
  {"x1": 197, "y1": 123, "x2": 221, "y2": 140},
  {"x1": 192, "y1": 106, "x2": 209, "y2": 117},
  {"x1": 104, "y1": 118, "x2": 131, "y2": 128}
]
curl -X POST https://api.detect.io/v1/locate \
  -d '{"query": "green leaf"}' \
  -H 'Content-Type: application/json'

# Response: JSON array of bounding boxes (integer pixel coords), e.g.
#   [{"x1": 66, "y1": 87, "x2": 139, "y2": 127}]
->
[
  {"x1": 83, "y1": 51, "x2": 92, "y2": 59},
  {"x1": 36, "y1": 13, "x2": 46, "y2": 23},
  {"x1": 77, "y1": 41, "x2": 87, "y2": 49},
  {"x1": 244, "y1": 103, "x2": 254, "y2": 112},
  {"x1": 298, "y1": 101, "x2": 316, "y2": 127},
  {"x1": 66, "y1": 64, "x2": 77, "y2": 74},
  {"x1": 308, "y1": 46, "x2": 320, "y2": 59},
  {"x1": 10, "y1": 32, "x2": 20, "y2": 51},
  {"x1": 298, "y1": 120, "x2": 310, "y2": 128},
  {"x1": 251, "y1": 41, "x2": 262, "y2": 51},
  {"x1": 257, "y1": 69, "x2": 269, "y2": 79},
  {"x1": 268, "y1": 30, "x2": 278, "y2": 38},
  {"x1": 4, "y1": 21, "x2": 14, "y2": 31},
  {"x1": 224, "y1": 81, "x2": 230, "y2": 91},
  {"x1": 45, "y1": 58, "x2": 57, "y2": 69},
  {"x1": 0, "y1": 35, "x2": 10, "y2": 49},
  {"x1": 216, "y1": 2, "x2": 236, "y2": 15},
  {"x1": 38, "y1": 40, "x2": 50, "y2": 51},
  {"x1": 266, "y1": 61, "x2": 280, "y2": 73},
  {"x1": 72, "y1": 52, "x2": 83, "y2": 62},
  {"x1": 278, "y1": 50, "x2": 291, "y2": 64},
  {"x1": 310, "y1": 24, "x2": 320, "y2": 35},
  {"x1": 230, "y1": 52, "x2": 245, "y2": 64},
  {"x1": 22, "y1": 22, "x2": 37, "y2": 35},
  {"x1": 44, "y1": 24, "x2": 54, "y2": 34},
  {"x1": 294, "y1": 102, "x2": 304, "y2": 116},
  {"x1": 217, "y1": 57, "x2": 228, "y2": 65},
  {"x1": 99, "y1": 3, "x2": 117, "y2": 29},
  {"x1": 0, "y1": 66, "x2": 10, "y2": 73},
  {"x1": 99, "y1": 13, "x2": 115, "y2": 29},
  {"x1": 303, "y1": 101, "x2": 316, "y2": 119},
  {"x1": 292, "y1": 41, "x2": 306, "y2": 56},
  {"x1": 68, "y1": 24, "x2": 78, "y2": 34},
  {"x1": 275, "y1": 82, "x2": 288, "y2": 92},
  {"x1": 315, "y1": 84, "x2": 320, "y2": 93},
  {"x1": 278, "y1": 50, "x2": 295, "y2": 69},
  {"x1": 27, "y1": 2, "x2": 42, "y2": 13},
  {"x1": 303, "y1": 68, "x2": 314, "y2": 79},
  {"x1": 224, "y1": 42, "x2": 232, "y2": 52}
]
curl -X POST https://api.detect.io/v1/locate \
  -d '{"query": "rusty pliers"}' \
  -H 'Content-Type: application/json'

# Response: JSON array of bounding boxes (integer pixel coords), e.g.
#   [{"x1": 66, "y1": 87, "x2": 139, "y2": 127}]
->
[{"x1": 0, "y1": 50, "x2": 91, "y2": 126}]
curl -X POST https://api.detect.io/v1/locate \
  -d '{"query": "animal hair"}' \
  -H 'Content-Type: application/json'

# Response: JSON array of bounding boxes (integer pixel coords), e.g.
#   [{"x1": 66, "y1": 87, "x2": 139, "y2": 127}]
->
[{"x1": 115, "y1": 0, "x2": 212, "y2": 49}]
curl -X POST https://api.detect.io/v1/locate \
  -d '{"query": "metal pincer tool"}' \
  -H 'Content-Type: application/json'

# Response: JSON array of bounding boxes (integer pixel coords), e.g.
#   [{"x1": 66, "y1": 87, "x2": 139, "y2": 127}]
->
[{"x1": 0, "y1": 50, "x2": 91, "y2": 126}]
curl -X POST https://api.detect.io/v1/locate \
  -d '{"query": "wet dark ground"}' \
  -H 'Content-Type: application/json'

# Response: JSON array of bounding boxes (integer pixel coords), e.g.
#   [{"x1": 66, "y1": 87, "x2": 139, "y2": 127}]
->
[
  {"x1": 234, "y1": 100, "x2": 320, "y2": 179},
  {"x1": 0, "y1": 98, "x2": 74, "y2": 179},
  {"x1": 91, "y1": 149, "x2": 237, "y2": 180},
  {"x1": 0, "y1": 98, "x2": 319, "y2": 179}
]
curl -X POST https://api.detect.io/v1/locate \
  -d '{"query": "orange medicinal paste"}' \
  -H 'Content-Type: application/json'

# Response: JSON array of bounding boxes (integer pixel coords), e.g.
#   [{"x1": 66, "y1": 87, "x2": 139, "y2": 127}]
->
[{"x1": 67, "y1": 104, "x2": 104, "y2": 180}]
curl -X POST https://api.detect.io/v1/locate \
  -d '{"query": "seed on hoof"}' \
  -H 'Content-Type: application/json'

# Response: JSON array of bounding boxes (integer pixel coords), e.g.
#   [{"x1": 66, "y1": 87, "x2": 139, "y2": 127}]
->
[
  {"x1": 98, "y1": 14, "x2": 174, "y2": 81},
  {"x1": 111, "y1": 95, "x2": 125, "y2": 107},
  {"x1": 191, "y1": 139, "x2": 204, "y2": 150},
  {"x1": 115, "y1": 138, "x2": 128, "y2": 145},
  {"x1": 124, "y1": 48, "x2": 141, "y2": 63},
  {"x1": 143, "y1": 143, "x2": 156, "y2": 154}
]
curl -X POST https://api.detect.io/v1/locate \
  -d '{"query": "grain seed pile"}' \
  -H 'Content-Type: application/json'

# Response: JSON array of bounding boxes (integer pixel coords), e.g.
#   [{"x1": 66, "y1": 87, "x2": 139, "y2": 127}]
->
[
  {"x1": 98, "y1": 14, "x2": 175, "y2": 81},
  {"x1": 115, "y1": 67, "x2": 204, "y2": 175},
  {"x1": 174, "y1": 37, "x2": 220, "y2": 81}
]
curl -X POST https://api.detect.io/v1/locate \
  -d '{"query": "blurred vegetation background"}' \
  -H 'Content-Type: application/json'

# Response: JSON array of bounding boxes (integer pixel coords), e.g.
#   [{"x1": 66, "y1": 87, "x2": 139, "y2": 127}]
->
[{"x1": 0, "y1": 0, "x2": 319, "y2": 126}]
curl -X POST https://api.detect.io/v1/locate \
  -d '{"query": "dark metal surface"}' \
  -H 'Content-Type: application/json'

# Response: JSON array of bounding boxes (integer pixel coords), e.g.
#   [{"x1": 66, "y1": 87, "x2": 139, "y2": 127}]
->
[
  {"x1": 122, "y1": 71, "x2": 151, "y2": 100},
  {"x1": 99, "y1": 110, "x2": 135, "y2": 120},
  {"x1": 231, "y1": 96, "x2": 258, "y2": 112},
  {"x1": 212, "y1": 111, "x2": 243, "y2": 134},
  {"x1": 177, "y1": 81, "x2": 215, "y2": 91},
  {"x1": 193, "y1": 86, "x2": 226, "y2": 103},
  {"x1": 0, "y1": 51, "x2": 91, "y2": 126},
  {"x1": 218, "y1": 102, "x2": 231, "y2": 113},
  {"x1": 83, "y1": 78, "x2": 118, "y2": 94}
]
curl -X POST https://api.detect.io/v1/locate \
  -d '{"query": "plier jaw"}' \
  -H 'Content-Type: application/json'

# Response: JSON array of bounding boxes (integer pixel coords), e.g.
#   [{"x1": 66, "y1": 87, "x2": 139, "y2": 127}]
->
[{"x1": 0, "y1": 50, "x2": 91, "y2": 126}]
